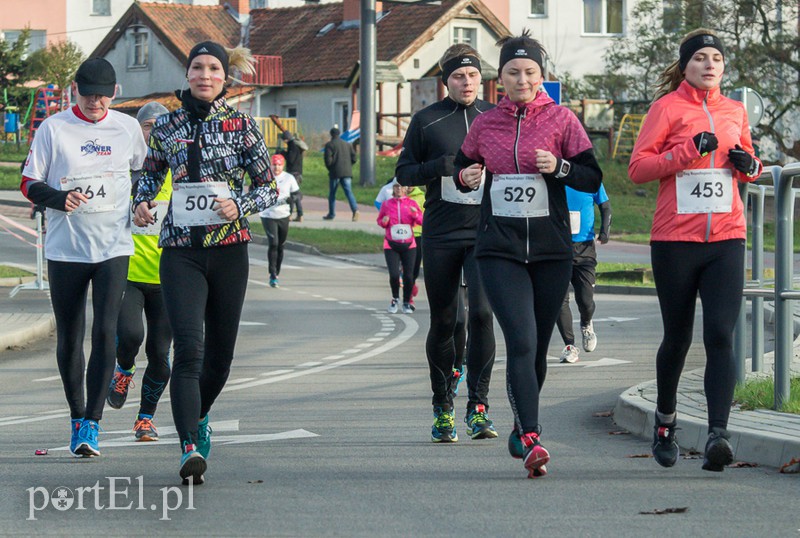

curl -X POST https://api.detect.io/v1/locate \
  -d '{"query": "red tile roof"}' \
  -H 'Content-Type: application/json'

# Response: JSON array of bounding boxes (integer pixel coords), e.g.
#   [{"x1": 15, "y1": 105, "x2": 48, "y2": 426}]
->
[
  {"x1": 93, "y1": 2, "x2": 241, "y2": 64},
  {"x1": 248, "y1": 1, "x2": 457, "y2": 84},
  {"x1": 110, "y1": 86, "x2": 255, "y2": 114}
]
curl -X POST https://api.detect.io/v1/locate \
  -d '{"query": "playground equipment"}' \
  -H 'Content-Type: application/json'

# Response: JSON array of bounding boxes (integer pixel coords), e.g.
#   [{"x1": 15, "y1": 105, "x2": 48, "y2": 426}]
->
[
  {"x1": 612, "y1": 113, "x2": 647, "y2": 159},
  {"x1": 27, "y1": 86, "x2": 69, "y2": 142}
]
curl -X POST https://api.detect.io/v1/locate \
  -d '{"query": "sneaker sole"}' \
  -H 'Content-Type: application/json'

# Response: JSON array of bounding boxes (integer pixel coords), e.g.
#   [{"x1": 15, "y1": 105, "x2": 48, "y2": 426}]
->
[
  {"x1": 559, "y1": 357, "x2": 579, "y2": 364},
  {"x1": 106, "y1": 397, "x2": 126, "y2": 410},
  {"x1": 583, "y1": 341, "x2": 597, "y2": 353},
  {"x1": 469, "y1": 428, "x2": 499, "y2": 440},
  {"x1": 524, "y1": 446, "x2": 550, "y2": 478},
  {"x1": 702, "y1": 443, "x2": 733, "y2": 472},
  {"x1": 180, "y1": 454, "x2": 207, "y2": 485},
  {"x1": 431, "y1": 434, "x2": 458, "y2": 443},
  {"x1": 73, "y1": 443, "x2": 100, "y2": 458},
  {"x1": 135, "y1": 434, "x2": 158, "y2": 442}
]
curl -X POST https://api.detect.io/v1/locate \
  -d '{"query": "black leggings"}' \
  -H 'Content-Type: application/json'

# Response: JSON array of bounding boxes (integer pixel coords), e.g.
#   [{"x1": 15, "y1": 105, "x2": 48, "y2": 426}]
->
[
  {"x1": 261, "y1": 217, "x2": 290, "y2": 277},
  {"x1": 117, "y1": 280, "x2": 172, "y2": 417},
  {"x1": 159, "y1": 244, "x2": 249, "y2": 445},
  {"x1": 478, "y1": 256, "x2": 572, "y2": 434},
  {"x1": 423, "y1": 243, "x2": 495, "y2": 411},
  {"x1": 384, "y1": 242, "x2": 416, "y2": 303},
  {"x1": 48, "y1": 257, "x2": 129, "y2": 422},
  {"x1": 556, "y1": 241, "x2": 597, "y2": 345},
  {"x1": 651, "y1": 240, "x2": 744, "y2": 430}
]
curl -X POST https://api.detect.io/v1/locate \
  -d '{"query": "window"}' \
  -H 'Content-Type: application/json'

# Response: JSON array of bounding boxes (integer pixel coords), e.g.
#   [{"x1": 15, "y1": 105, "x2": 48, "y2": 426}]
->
[
  {"x1": 92, "y1": 0, "x2": 110, "y2": 16},
  {"x1": 250, "y1": 0, "x2": 267, "y2": 8},
  {"x1": 129, "y1": 28, "x2": 149, "y2": 68},
  {"x1": 530, "y1": 0, "x2": 547, "y2": 16},
  {"x1": 583, "y1": 0, "x2": 624, "y2": 35},
  {"x1": 280, "y1": 103, "x2": 297, "y2": 118},
  {"x1": 453, "y1": 27, "x2": 477, "y2": 46},
  {"x1": 2, "y1": 29, "x2": 46, "y2": 57}
]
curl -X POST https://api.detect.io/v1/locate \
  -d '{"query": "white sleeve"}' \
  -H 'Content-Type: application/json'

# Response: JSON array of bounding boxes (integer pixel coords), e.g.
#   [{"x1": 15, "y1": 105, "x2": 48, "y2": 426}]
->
[
  {"x1": 22, "y1": 121, "x2": 53, "y2": 182},
  {"x1": 130, "y1": 123, "x2": 148, "y2": 171}
]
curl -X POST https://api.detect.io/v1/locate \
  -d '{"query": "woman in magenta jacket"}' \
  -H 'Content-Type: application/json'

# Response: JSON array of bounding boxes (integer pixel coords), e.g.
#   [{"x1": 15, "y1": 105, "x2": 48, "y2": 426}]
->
[
  {"x1": 377, "y1": 180, "x2": 424, "y2": 314},
  {"x1": 629, "y1": 28, "x2": 762, "y2": 473},
  {"x1": 454, "y1": 30, "x2": 602, "y2": 478}
]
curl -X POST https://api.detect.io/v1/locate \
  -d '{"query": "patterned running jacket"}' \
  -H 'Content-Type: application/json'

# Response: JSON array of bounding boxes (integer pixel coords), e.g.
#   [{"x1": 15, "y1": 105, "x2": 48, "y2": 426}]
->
[{"x1": 134, "y1": 95, "x2": 277, "y2": 248}]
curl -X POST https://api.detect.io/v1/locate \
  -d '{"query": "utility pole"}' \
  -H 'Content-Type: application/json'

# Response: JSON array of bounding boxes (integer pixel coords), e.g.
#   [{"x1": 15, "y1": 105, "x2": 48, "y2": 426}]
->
[{"x1": 359, "y1": 0, "x2": 377, "y2": 186}]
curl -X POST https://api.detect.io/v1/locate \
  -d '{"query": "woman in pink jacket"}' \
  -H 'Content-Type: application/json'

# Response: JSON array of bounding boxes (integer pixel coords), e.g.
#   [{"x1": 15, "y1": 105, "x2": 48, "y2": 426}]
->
[
  {"x1": 629, "y1": 28, "x2": 762, "y2": 473},
  {"x1": 377, "y1": 180, "x2": 423, "y2": 314}
]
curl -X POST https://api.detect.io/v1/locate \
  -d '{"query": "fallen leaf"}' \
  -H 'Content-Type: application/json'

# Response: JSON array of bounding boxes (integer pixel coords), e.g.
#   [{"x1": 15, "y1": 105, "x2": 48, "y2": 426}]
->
[
  {"x1": 609, "y1": 429, "x2": 631, "y2": 435},
  {"x1": 593, "y1": 411, "x2": 614, "y2": 417},
  {"x1": 247, "y1": 480, "x2": 264, "y2": 484},
  {"x1": 779, "y1": 458, "x2": 800, "y2": 474},
  {"x1": 626, "y1": 454, "x2": 652, "y2": 458},
  {"x1": 728, "y1": 461, "x2": 758, "y2": 468},
  {"x1": 639, "y1": 507, "x2": 689, "y2": 515}
]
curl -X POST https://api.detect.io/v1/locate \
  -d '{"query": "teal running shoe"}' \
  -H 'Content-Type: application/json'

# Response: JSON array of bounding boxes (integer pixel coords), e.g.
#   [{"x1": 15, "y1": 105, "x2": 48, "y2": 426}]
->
[
  {"x1": 74, "y1": 419, "x2": 100, "y2": 457},
  {"x1": 508, "y1": 428, "x2": 523, "y2": 459},
  {"x1": 465, "y1": 404, "x2": 498, "y2": 440},
  {"x1": 431, "y1": 407, "x2": 458, "y2": 443},
  {"x1": 69, "y1": 418, "x2": 83, "y2": 457},
  {"x1": 197, "y1": 415, "x2": 212, "y2": 459},
  {"x1": 180, "y1": 441, "x2": 206, "y2": 486},
  {"x1": 451, "y1": 367, "x2": 464, "y2": 396}
]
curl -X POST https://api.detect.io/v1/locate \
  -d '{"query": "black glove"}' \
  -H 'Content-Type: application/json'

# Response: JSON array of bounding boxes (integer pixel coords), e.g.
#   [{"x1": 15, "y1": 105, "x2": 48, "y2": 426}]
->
[
  {"x1": 692, "y1": 132, "x2": 718, "y2": 156},
  {"x1": 728, "y1": 144, "x2": 758, "y2": 176},
  {"x1": 435, "y1": 155, "x2": 455, "y2": 177},
  {"x1": 598, "y1": 232, "x2": 609, "y2": 244}
]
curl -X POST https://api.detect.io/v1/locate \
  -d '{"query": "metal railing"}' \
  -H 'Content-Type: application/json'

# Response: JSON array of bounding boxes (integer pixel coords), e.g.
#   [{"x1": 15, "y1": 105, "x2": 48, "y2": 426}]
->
[{"x1": 735, "y1": 162, "x2": 800, "y2": 410}]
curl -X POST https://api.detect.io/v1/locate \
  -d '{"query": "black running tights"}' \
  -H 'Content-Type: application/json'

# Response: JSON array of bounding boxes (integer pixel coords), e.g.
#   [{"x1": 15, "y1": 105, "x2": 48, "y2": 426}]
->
[
  {"x1": 423, "y1": 244, "x2": 495, "y2": 411},
  {"x1": 159, "y1": 244, "x2": 249, "y2": 446},
  {"x1": 478, "y1": 256, "x2": 572, "y2": 434},
  {"x1": 116, "y1": 280, "x2": 172, "y2": 417},
  {"x1": 651, "y1": 240, "x2": 744, "y2": 430},
  {"x1": 48, "y1": 256, "x2": 129, "y2": 422}
]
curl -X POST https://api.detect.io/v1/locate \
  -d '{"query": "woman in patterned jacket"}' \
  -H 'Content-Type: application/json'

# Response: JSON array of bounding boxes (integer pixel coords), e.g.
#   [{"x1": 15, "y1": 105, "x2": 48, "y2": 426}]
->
[{"x1": 133, "y1": 41, "x2": 277, "y2": 485}]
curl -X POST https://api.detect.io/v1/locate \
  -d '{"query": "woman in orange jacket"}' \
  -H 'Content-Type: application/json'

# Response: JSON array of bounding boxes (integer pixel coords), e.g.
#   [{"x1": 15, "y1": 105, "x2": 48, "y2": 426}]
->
[{"x1": 629, "y1": 28, "x2": 762, "y2": 473}]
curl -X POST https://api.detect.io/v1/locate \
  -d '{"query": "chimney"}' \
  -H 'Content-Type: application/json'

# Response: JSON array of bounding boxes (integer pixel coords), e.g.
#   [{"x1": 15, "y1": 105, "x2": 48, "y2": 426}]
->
[
  {"x1": 220, "y1": 0, "x2": 249, "y2": 18},
  {"x1": 343, "y1": 0, "x2": 382, "y2": 24}
]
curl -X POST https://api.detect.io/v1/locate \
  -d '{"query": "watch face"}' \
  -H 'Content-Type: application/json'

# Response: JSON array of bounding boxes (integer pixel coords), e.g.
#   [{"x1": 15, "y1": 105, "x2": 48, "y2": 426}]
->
[{"x1": 560, "y1": 161, "x2": 570, "y2": 175}]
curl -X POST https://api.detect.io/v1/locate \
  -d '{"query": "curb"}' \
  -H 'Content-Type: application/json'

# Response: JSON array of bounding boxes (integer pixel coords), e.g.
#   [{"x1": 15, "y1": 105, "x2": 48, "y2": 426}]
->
[{"x1": 0, "y1": 313, "x2": 54, "y2": 352}]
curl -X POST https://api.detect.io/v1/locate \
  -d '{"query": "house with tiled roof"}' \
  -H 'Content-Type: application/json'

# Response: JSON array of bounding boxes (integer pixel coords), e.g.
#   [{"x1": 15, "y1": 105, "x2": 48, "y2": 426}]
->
[{"x1": 91, "y1": 0, "x2": 509, "y2": 138}]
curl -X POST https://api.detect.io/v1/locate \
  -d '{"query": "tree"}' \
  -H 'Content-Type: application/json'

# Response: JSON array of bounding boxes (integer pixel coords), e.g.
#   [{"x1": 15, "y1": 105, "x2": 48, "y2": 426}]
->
[
  {"x1": 0, "y1": 28, "x2": 31, "y2": 91},
  {"x1": 26, "y1": 40, "x2": 85, "y2": 91},
  {"x1": 592, "y1": 0, "x2": 800, "y2": 162}
]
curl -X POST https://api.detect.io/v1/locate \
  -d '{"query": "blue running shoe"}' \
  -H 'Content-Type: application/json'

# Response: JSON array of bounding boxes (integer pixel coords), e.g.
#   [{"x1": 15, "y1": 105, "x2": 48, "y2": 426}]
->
[
  {"x1": 431, "y1": 407, "x2": 458, "y2": 443},
  {"x1": 465, "y1": 404, "x2": 498, "y2": 440},
  {"x1": 508, "y1": 428, "x2": 523, "y2": 459},
  {"x1": 69, "y1": 418, "x2": 83, "y2": 457},
  {"x1": 180, "y1": 441, "x2": 206, "y2": 486},
  {"x1": 107, "y1": 365, "x2": 135, "y2": 409},
  {"x1": 197, "y1": 416, "x2": 212, "y2": 459},
  {"x1": 451, "y1": 367, "x2": 464, "y2": 396},
  {"x1": 74, "y1": 419, "x2": 100, "y2": 457}
]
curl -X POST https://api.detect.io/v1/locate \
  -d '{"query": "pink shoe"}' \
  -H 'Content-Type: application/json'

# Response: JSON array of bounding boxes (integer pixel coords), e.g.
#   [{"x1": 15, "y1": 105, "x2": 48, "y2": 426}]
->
[{"x1": 521, "y1": 432, "x2": 550, "y2": 479}]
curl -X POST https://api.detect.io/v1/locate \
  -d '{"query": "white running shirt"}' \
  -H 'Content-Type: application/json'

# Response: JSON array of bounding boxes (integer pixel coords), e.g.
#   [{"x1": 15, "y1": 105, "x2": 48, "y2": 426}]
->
[
  {"x1": 259, "y1": 172, "x2": 300, "y2": 220},
  {"x1": 23, "y1": 108, "x2": 147, "y2": 263}
]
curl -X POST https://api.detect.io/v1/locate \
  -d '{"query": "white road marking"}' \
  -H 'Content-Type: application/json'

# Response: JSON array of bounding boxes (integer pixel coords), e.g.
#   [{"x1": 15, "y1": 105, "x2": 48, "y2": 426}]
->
[{"x1": 32, "y1": 375, "x2": 61, "y2": 383}]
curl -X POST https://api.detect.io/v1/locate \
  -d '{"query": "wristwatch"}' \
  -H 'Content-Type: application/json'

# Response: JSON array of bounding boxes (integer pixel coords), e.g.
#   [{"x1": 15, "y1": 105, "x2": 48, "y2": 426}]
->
[{"x1": 554, "y1": 159, "x2": 571, "y2": 179}]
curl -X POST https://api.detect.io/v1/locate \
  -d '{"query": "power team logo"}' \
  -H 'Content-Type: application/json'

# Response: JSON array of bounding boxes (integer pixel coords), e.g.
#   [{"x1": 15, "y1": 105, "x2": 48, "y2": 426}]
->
[{"x1": 80, "y1": 139, "x2": 112, "y2": 156}]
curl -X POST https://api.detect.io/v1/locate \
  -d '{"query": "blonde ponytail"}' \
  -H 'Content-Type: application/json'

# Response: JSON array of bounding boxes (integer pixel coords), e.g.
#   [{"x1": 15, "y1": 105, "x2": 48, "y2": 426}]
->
[{"x1": 226, "y1": 45, "x2": 256, "y2": 82}]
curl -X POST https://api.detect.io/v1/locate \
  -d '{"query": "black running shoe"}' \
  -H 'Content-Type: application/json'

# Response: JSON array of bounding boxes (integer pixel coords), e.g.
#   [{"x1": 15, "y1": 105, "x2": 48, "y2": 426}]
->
[
  {"x1": 652, "y1": 416, "x2": 679, "y2": 468},
  {"x1": 702, "y1": 427, "x2": 734, "y2": 472},
  {"x1": 106, "y1": 365, "x2": 135, "y2": 409}
]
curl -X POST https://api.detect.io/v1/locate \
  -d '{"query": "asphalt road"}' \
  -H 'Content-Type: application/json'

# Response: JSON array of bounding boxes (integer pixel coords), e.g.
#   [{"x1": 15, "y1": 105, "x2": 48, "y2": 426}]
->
[{"x1": 0, "y1": 239, "x2": 797, "y2": 536}]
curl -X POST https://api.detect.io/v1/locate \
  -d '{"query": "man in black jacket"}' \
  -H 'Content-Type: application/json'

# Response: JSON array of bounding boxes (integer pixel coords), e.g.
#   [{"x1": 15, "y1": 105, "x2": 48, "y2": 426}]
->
[
  {"x1": 395, "y1": 44, "x2": 496, "y2": 443},
  {"x1": 279, "y1": 131, "x2": 307, "y2": 222},
  {"x1": 323, "y1": 127, "x2": 359, "y2": 221}
]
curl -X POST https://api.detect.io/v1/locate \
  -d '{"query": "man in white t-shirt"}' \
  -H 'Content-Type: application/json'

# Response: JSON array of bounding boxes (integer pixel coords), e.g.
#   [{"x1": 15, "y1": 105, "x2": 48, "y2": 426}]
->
[{"x1": 21, "y1": 58, "x2": 148, "y2": 458}]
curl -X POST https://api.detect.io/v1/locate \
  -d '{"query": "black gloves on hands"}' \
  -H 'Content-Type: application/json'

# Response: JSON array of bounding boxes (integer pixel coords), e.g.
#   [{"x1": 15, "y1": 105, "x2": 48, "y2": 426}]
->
[
  {"x1": 435, "y1": 155, "x2": 455, "y2": 177},
  {"x1": 728, "y1": 144, "x2": 758, "y2": 176},
  {"x1": 693, "y1": 132, "x2": 718, "y2": 157},
  {"x1": 598, "y1": 232, "x2": 609, "y2": 245}
]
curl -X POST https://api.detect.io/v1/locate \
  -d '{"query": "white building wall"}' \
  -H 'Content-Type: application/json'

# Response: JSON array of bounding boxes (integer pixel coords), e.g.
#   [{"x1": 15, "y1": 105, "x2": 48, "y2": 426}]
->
[
  {"x1": 258, "y1": 84, "x2": 354, "y2": 137},
  {"x1": 506, "y1": 0, "x2": 636, "y2": 78}
]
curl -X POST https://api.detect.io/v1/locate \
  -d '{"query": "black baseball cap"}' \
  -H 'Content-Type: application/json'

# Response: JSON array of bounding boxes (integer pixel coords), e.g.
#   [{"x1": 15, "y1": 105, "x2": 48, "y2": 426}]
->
[{"x1": 75, "y1": 58, "x2": 117, "y2": 98}]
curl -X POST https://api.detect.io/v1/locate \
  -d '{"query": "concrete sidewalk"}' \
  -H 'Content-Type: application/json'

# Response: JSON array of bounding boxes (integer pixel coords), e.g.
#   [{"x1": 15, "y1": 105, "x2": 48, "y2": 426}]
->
[{"x1": 1, "y1": 191, "x2": 799, "y2": 470}]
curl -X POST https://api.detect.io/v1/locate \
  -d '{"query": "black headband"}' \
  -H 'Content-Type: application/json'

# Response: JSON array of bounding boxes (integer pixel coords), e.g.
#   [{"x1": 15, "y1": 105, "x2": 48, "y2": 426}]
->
[
  {"x1": 187, "y1": 41, "x2": 229, "y2": 78},
  {"x1": 679, "y1": 34, "x2": 725, "y2": 72},
  {"x1": 441, "y1": 55, "x2": 482, "y2": 85},
  {"x1": 499, "y1": 42, "x2": 544, "y2": 74}
]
